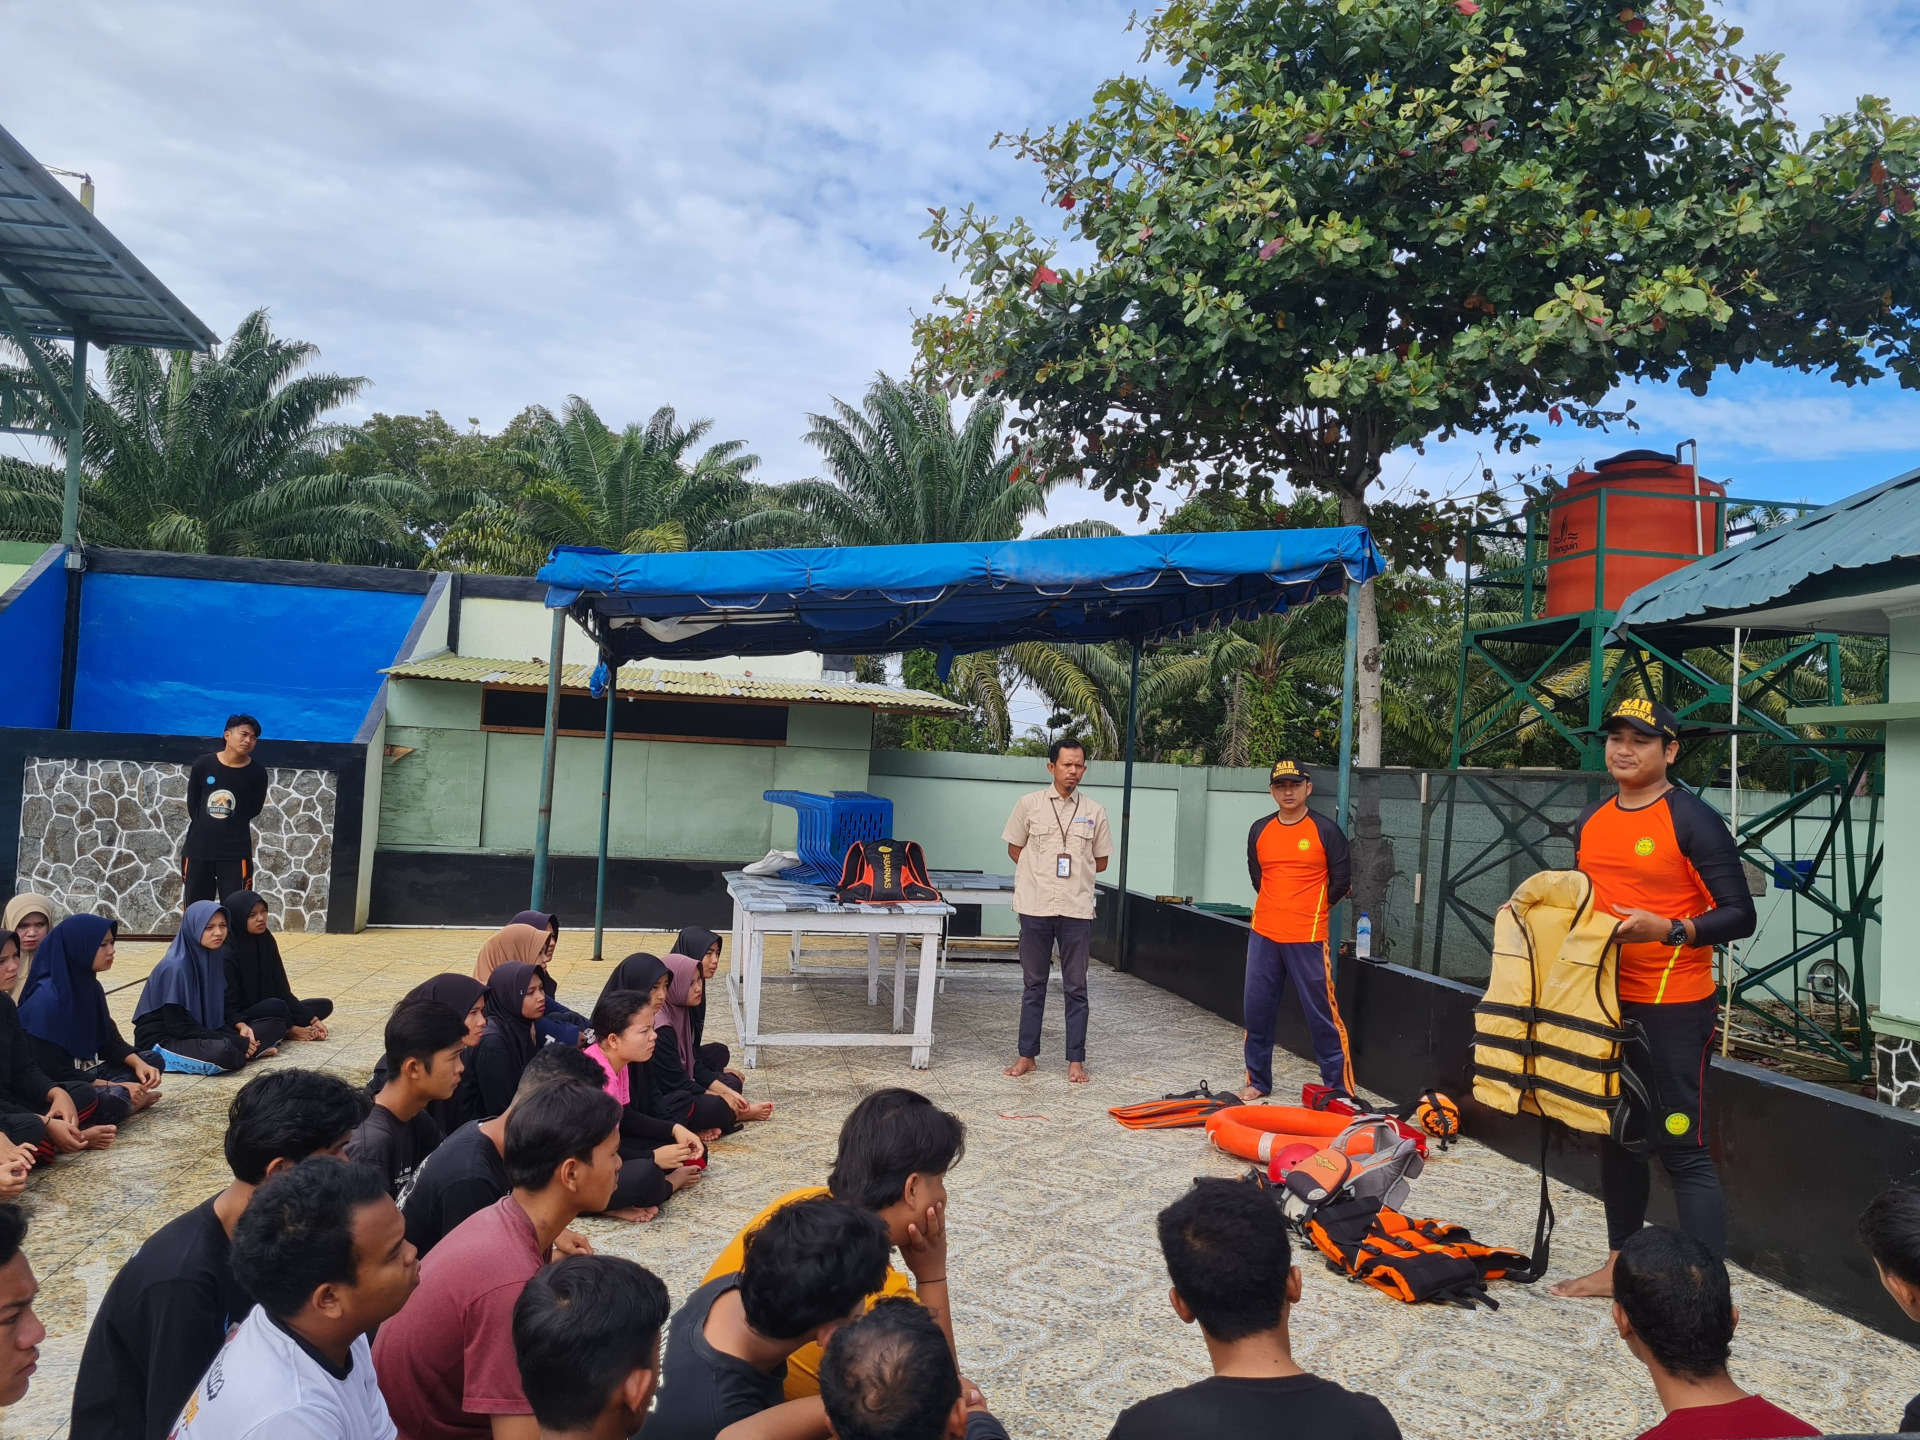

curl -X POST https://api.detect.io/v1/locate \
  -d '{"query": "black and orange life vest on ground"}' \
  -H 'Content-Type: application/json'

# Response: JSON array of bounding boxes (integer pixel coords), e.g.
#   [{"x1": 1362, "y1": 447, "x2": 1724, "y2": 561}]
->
[
  {"x1": 1301, "y1": 1193, "x2": 1543, "y2": 1309},
  {"x1": 833, "y1": 839, "x2": 941, "y2": 904}
]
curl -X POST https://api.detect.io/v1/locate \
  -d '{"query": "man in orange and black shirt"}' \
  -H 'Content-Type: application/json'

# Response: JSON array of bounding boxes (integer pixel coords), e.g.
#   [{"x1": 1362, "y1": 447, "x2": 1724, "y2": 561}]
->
[
  {"x1": 1551, "y1": 698, "x2": 1756, "y2": 1299},
  {"x1": 1240, "y1": 759, "x2": 1354, "y2": 1103}
]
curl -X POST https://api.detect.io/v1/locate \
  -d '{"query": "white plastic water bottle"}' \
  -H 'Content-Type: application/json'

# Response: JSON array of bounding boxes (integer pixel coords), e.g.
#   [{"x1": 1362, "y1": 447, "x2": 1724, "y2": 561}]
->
[{"x1": 1356, "y1": 913, "x2": 1372, "y2": 959}]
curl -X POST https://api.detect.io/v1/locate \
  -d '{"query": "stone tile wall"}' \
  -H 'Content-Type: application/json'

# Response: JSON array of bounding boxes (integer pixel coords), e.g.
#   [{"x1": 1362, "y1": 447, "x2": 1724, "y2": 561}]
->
[
  {"x1": 15, "y1": 758, "x2": 336, "y2": 933},
  {"x1": 1878, "y1": 1034, "x2": 1920, "y2": 1110}
]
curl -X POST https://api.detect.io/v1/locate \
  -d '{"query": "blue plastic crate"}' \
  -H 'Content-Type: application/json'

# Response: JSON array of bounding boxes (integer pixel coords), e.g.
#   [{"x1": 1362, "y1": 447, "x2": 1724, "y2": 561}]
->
[{"x1": 763, "y1": 789, "x2": 894, "y2": 885}]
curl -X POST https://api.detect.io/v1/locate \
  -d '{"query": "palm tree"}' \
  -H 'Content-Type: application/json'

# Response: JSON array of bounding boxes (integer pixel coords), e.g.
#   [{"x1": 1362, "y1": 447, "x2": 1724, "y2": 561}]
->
[
  {"x1": 744, "y1": 374, "x2": 1119, "y2": 751},
  {"x1": 1004, "y1": 642, "x2": 1210, "y2": 760},
  {"x1": 727, "y1": 373, "x2": 1120, "y2": 549},
  {"x1": 98, "y1": 311, "x2": 422, "y2": 561},
  {"x1": 0, "y1": 310, "x2": 425, "y2": 563},
  {"x1": 438, "y1": 399, "x2": 761, "y2": 574}
]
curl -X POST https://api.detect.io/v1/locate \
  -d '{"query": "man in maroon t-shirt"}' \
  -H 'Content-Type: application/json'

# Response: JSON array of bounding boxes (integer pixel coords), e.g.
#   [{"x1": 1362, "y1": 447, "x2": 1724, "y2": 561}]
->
[
  {"x1": 374, "y1": 1083, "x2": 620, "y2": 1440},
  {"x1": 1614, "y1": 1228, "x2": 1817, "y2": 1440}
]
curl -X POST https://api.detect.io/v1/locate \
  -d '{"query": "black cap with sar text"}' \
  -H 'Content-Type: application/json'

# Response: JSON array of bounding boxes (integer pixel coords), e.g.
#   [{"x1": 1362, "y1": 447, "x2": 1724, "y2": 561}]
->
[
  {"x1": 1269, "y1": 759, "x2": 1309, "y2": 783},
  {"x1": 1602, "y1": 698, "x2": 1679, "y2": 740}
]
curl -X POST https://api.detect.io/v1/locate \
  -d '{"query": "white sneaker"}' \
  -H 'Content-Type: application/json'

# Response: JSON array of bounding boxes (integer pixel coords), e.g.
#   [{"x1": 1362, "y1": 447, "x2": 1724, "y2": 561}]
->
[{"x1": 742, "y1": 849, "x2": 801, "y2": 876}]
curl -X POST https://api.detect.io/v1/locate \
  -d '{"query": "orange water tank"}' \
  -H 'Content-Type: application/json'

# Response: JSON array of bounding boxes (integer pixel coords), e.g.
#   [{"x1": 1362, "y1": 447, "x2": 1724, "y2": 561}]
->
[{"x1": 1540, "y1": 450, "x2": 1724, "y2": 616}]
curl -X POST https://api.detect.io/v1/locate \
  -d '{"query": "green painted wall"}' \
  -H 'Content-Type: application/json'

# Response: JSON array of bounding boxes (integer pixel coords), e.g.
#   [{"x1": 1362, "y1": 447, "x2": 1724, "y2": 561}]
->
[
  {"x1": 388, "y1": 678, "x2": 481, "y2": 730},
  {"x1": 377, "y1": 687, "x2": 873, "y2": 862},
  {"x1": 1877, "y1": 614, "x2": 1920, "y2": 1034},
  {"x1": 0, "y1": 542, "x2": 49, "y2": 597}
]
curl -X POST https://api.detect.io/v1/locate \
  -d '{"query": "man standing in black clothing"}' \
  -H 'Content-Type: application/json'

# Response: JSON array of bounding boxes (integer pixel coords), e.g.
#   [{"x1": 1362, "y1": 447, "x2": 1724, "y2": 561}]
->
[
  {"x1": 181, "y1": 714, "x2": 270, "y2": 905},
  {"x1": 69, "y1": 1068, "x2": 368, "y2": 1440},
  {"x1": 1550, "y1": 699, "x2": 1756, "y2": 1299}
]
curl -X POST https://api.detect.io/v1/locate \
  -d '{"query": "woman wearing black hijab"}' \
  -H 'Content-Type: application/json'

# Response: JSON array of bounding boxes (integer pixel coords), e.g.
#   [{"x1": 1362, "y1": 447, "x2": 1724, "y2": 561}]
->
[
  {"x1": 598, "y1": 951, "x2": 670, "y2": 1010},
  {"x1": 367, "y1": 973, "x2": 487, "y2": 1132},
  {"x1": 221, "y1": 890, "x2": 333, "y2": 1041},
  {"x1": 671, "y1": 925, "x2": 743, "y2": 1090},
  {"x1": 470, "y1": 961, "x2": 545, "y2": 1119},
  {"x1": 503, "y1": 909, "x2": 590, "y2": 1046}
]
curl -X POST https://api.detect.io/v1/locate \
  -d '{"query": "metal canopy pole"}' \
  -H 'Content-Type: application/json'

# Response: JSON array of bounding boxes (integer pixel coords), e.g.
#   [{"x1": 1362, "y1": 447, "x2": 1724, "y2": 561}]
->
[
  {"x1": 592, "y1": 664, "x2": 617, "y2": 962},
  {"x1": 61, "y1": 334, "x2": 87, "y2": 563},
  {"x1": 1330, "y1": 580, "x2": 1362, "y2": 954},
  {"x1": 530, "y1": 608, "x2": 566, "y2": 910},
  {"x1": 1113, "y1": 635, "x2": 1143, "y2": 971}
]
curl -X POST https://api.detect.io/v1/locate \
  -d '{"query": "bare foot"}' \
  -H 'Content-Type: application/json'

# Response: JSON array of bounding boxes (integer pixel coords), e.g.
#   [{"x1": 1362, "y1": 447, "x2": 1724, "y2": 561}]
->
[
  {"x1": 286, "y1": 1025, "x2": 317, "y2": 1043},
  {"x1": 742, "y1": 1101, "x2": 774, "y2": 1121},
  {"x1": 127, "y1": 1086, "x2": 161, "y2": 1114},
  {"x1": 1549, "y1": 1254, "x2": 1618, "y2": 1298},
  {"x1": 699, "y1": 1128, "x2": 723, "y2": 1143},
  {"x1": 1067, "y1": 1062, "x2": 1091, "y2": 1084},
  {"x1": 255, "y1": 1047, "x2": 280, "y2": 1061},
  {"x1": 1236, "y1": 1085, "x2": 1266, "y2": 1103},
  {"x1": 668, "y1": 1165, "x2": 703, "y2": 1192},
  {"x1": 79, "y1": 1125, "x2": 117, "y2": 1150},
  {"x1": 1004, "y1": 1056, "x2": 1038, "y2": 1078},
  {"x1": 604, "y1": 1205, "x2": 660, "y2": 1223}
]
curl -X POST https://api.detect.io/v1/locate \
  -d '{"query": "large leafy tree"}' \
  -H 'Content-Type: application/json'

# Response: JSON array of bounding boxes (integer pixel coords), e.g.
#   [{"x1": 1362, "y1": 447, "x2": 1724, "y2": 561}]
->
[
  {"x1": 916, "y1": 0, "x2": 1920, "y2": 768},
  {"x1": 439, "y1": 398, "x2": 762, "y2": 573},
  {"x1": 325, "y1": 409, "x2": 526, "y2": 550},
  {"x1": 0, "y1": 309, "x2": 424, "y2": 562}
]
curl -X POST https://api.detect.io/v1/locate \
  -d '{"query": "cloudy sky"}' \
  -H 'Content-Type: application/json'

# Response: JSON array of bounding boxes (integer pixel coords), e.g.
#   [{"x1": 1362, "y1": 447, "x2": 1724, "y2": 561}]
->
[{"x1": 6, "y1": 0, "x2": 1920, "y2": 534}]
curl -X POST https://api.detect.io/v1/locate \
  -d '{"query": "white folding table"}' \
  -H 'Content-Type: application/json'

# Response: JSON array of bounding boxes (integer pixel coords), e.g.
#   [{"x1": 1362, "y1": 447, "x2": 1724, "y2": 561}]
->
[
  {"x1": 724, "y1": 871, "x2": 953, "y2": 1069},
  {"x1": 926, "y1": 870, "x2": 1017, "y2": 989}
]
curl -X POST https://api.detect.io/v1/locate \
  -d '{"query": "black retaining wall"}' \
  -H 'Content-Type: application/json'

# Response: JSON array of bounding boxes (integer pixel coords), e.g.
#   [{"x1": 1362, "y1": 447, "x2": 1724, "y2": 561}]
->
[
  {"x1": 370, "y1": 851, "x2": 737, "y2": 931},
  {"x1": 1093, "y1": 885, "x2": 1920, "y2": 1338}
]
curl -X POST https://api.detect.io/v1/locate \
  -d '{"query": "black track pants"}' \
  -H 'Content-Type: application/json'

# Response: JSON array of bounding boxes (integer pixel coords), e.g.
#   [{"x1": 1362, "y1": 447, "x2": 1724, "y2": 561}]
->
[{"x1": 1601, "y1": 996, "x2": 1726, "y2": 1256}]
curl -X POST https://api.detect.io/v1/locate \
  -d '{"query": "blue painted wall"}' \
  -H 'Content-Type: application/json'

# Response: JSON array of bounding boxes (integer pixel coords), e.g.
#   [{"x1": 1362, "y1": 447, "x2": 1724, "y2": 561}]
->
[
  {"x1": 0, "y1": 554, "x2": 66, "y2": 730},
  {"x1": 71, "y1": 575, "x2": 425, "y2": 742}
]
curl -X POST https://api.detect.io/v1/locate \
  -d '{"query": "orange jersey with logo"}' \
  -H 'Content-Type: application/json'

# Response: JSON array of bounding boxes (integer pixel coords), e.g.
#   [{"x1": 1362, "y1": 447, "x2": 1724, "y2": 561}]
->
[
  {"x1": 1575, "y1": 791, "x2": 1746, "y2": 1004},
  {"x1": 1248, "y1": 811, "x2": 1351, "y2": 944}
]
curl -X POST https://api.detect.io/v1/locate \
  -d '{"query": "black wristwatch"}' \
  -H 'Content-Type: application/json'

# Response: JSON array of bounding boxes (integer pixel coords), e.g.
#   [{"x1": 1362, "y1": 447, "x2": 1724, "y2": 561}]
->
[{"x1": 1664, "y1": 919, "x2": 1689, "y2": 947}]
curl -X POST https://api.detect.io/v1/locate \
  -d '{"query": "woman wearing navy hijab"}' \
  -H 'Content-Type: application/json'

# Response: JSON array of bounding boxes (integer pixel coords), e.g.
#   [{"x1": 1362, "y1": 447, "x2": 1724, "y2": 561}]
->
[
  {"x1": 16, "y1": 913, "x2": 161, "y2": 1128},
  {"x1": 133, "y1": 900, "x2": 286, "y2": 1074}
]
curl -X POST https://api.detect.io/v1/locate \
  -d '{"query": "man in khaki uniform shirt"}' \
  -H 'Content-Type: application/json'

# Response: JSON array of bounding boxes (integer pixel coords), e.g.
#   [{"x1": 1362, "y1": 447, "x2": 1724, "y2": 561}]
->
[{"x1": 1001, "y1": 738, "x2": 1112, "y2": 1083}]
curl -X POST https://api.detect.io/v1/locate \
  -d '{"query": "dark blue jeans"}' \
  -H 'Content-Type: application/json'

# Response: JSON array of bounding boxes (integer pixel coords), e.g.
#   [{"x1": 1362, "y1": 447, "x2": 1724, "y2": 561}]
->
[
  {"x1": 1242, "y1": 932, "x2": 1355, "y2": 1094},
  {"x1": 1017, "y1": 914, "x2": 1090, "y2": 1062}
]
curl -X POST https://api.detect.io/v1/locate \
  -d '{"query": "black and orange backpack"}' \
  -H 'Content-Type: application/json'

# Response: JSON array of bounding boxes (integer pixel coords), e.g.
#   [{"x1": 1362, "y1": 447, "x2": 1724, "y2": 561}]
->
[{"x1": 833, "y1": 839, "x2": 941, "y2": 904}]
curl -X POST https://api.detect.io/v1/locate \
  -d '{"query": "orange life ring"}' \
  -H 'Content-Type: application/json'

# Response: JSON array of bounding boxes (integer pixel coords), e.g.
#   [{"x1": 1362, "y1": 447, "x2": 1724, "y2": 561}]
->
[{"x1": 1204, "y1": 1105, "x2": 1354, "y2": 1165}]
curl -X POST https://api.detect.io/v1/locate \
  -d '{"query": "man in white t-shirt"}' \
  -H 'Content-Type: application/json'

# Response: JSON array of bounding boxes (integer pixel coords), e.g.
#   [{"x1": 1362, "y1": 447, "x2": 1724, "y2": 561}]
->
[{"x1": 170, "y1": 1158, "x2": 419, "y2": 1440}]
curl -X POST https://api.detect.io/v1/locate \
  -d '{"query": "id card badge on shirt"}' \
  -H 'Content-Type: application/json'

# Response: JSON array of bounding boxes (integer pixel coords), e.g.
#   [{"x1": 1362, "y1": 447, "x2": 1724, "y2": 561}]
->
[{"x1": 1056, "y1": 853, "x2": 1072, "y2": 879}]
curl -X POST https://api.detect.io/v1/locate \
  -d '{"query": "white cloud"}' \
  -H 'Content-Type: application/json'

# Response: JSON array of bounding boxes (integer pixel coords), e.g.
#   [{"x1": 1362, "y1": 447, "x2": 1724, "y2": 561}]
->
[{"x1": 5, "y1": 0, "x2": 1919, "y2": 540}]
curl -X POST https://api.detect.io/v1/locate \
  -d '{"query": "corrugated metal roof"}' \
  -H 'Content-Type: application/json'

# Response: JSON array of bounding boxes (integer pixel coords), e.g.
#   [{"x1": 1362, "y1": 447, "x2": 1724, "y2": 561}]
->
[
  {"x1": 1609, "y1": 467, "x2": 1920, "y2": 638},
  {"x1": 0, "y1": 124, "x2": 216, "y2": 351},
  {"x1": 384, "y1": 653, "x2": 964, "y2": 714}
]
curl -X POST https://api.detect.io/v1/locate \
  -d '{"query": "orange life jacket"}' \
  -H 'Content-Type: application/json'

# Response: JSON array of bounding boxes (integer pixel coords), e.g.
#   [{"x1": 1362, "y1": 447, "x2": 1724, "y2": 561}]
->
[{"x1": 1301, "y1": 1194, "x2": 1543, "y2": 1310}]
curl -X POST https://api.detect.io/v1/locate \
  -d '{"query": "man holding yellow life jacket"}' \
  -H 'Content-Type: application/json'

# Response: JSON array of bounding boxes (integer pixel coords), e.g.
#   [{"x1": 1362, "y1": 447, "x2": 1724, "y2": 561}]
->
[
  {"x1": 1239, "y1": 759, "x2": 1355, "y2": 1104},
  {"x1": 1551, "y1": 698, "x2": 1755, "y2": 1300}
]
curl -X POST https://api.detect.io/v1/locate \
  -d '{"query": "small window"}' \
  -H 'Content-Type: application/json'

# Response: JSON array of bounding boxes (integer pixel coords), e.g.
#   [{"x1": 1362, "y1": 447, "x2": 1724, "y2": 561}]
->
[{"x1": 480, "y1": 687, "x2": 788, "y2": 745}]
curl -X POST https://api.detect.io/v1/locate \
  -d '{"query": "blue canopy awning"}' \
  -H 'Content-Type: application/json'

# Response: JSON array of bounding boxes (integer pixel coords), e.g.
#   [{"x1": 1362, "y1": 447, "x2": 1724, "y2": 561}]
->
[{"x1": 538, "y1": 528, "x2": 1383, "y2": 665}]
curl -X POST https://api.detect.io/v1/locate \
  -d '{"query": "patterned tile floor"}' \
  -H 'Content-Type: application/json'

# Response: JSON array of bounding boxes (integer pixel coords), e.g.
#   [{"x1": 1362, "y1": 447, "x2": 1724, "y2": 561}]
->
[{"x1": 11, "y1": 927, "x2": 1919, "y2": 1439}]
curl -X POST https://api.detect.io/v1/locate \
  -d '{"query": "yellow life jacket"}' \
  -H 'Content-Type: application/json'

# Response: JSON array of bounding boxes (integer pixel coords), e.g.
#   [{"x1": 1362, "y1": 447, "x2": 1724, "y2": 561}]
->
[{"x1": 1472, "y1": 870, "x2": 1634, "y2": 1136}]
